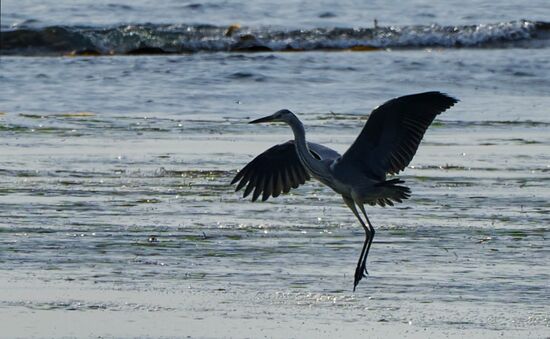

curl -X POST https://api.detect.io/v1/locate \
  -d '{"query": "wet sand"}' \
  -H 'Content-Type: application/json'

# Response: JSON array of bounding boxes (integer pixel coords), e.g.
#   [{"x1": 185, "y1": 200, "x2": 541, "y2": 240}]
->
[{"x1": 2, "y1": 274, "x2": 547, "y2": 338}]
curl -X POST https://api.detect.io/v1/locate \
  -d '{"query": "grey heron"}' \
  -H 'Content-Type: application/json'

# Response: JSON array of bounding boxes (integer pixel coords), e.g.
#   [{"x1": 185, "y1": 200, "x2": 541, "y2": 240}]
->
[{"x1": 231, "y1": 91, "x2": 458, "y2": 290}]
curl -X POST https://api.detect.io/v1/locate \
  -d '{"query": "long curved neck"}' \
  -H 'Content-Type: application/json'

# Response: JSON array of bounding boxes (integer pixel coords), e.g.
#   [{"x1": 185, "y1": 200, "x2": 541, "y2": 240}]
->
[{"x1": 287, "y1": 115, "x2": 325, "y2": 176}]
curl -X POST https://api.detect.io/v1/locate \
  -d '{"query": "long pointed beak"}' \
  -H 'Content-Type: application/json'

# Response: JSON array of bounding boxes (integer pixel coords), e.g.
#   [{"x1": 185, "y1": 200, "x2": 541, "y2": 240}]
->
[{"x1": 249, "y1": 115, "x2": 274, "y2": 124}]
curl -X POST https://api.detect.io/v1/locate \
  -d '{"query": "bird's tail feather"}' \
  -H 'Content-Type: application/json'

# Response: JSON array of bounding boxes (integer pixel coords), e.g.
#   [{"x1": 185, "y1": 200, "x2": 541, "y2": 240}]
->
[{"x1": 371, "y1": 178, "x2": 411, "y2": 207}]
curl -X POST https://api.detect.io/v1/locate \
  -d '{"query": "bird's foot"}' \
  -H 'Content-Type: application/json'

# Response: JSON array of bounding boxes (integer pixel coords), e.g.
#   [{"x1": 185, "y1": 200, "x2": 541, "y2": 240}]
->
[
  {"x1": 353, "y1": 263, "x2": 370, "y2": 291},
  {"x1": 353, "y1": 265, "x2": 368, "y2": 291}
]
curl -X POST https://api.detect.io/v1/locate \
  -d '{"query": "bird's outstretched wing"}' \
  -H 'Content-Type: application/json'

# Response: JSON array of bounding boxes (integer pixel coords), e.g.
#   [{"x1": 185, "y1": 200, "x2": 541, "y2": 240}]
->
[
  {"x1": 231, "y1": 140, "x2": 339, "y2": 202},
  {"x1": 338, "y1": 92, "x2": 458, "y2": 179}
]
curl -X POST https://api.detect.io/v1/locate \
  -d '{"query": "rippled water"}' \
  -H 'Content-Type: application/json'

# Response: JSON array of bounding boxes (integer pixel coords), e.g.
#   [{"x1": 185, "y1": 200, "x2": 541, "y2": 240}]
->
[
  {"x1": 3, "y1": 0, "x2": 550, "y2": 28},
  {"x1": 1, "y1": 1, "x2": 549, "y2": 338}
]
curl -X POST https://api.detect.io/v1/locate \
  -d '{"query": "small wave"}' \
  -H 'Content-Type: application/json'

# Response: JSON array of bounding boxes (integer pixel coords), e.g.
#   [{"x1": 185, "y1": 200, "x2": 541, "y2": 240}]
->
[{"x1": 1, "y1": 20, "x2": 548, "y2": 56}]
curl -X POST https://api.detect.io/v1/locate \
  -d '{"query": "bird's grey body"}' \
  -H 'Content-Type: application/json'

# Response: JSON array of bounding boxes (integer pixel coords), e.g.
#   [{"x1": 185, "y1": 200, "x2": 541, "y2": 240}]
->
[{"x1": 231, "y1": 91, "x2": 458, "y2": 290}]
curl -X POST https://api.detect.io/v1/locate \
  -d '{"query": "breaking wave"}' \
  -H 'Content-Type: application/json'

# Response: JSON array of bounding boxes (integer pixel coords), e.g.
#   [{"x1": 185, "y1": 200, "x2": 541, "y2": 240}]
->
[{"x1": 2, "y1": 20, "x2": 548, "y2": 55}]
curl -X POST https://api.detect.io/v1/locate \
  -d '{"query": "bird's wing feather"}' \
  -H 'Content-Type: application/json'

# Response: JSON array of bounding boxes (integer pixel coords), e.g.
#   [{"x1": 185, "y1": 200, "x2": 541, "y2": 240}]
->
[
  {"x1": 231, "y1": 140, "x2": 339, "y2": 202},
  {"x1": 338, "y1": 92, "x2": 458, "y2": 179}
]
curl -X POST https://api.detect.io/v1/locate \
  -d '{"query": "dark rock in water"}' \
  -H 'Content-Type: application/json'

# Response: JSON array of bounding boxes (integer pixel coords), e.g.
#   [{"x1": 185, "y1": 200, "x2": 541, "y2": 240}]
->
[
  {"x1": 232, "y1": 45, "x2": 273, "y2": 52},
  {"x1": 1, "y1": 26, "x2": 95, "y2": 55},
  {"x1": 534, "y1": 21, "x2": 550, "y2": 31},
  {"x1": 349, "y1": 45, "x2": 381, "y2": 51},
  {"x1": 68, "y1": 49, "x2": 102, "y2": 56},
  {"x1": 126, "y1": 46, "x2": 171, "y2": 55},
  {"x1": 282, "y1": 44, "x2": 304, "y2": 51},
  {"x1": 231, "y1": 34, "x2": 272, "y2": 52}
]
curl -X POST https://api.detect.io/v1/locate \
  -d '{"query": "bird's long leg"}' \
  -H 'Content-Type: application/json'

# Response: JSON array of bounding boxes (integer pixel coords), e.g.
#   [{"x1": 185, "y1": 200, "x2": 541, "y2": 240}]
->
[
  {"x1": 343, "y1": 196, "x2": 371, "y2": 291},
  {"x1": 358, "y1": 204, "x2": 375, "y2": 276}
]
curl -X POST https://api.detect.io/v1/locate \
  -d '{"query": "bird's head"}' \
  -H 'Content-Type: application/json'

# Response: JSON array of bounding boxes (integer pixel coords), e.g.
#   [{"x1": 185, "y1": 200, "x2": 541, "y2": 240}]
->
[{"x1": 249, "y1": 109, "x2": 295, "y2": 124}]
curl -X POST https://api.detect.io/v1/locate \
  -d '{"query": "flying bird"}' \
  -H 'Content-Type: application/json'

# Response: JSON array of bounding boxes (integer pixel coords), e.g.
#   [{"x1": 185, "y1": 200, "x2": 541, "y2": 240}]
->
[{"x1": 231, "y1": 92, "x2": 458, "y2": 290}]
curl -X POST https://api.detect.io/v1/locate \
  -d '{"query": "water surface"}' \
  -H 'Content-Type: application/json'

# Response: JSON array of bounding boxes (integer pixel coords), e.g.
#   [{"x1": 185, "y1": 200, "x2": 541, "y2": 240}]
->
[{"x1": 0, "y1": 1, "x2": 549, "y2": 338}]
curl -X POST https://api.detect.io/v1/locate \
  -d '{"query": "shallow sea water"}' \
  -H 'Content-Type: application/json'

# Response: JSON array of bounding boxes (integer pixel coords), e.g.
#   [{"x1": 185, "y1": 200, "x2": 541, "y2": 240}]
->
[{"x1": 1, "y1": 1, "x2": 550, "y2": 338}]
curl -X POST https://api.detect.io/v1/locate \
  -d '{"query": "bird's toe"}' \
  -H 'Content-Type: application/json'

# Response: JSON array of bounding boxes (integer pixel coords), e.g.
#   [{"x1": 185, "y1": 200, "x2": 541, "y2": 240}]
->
[
  {"x1": 363, "y1": 266, "x2": 369, "y2": 276},
  {"x1": 354, "y1": 266, "x2": 366, "y2": 291}
]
